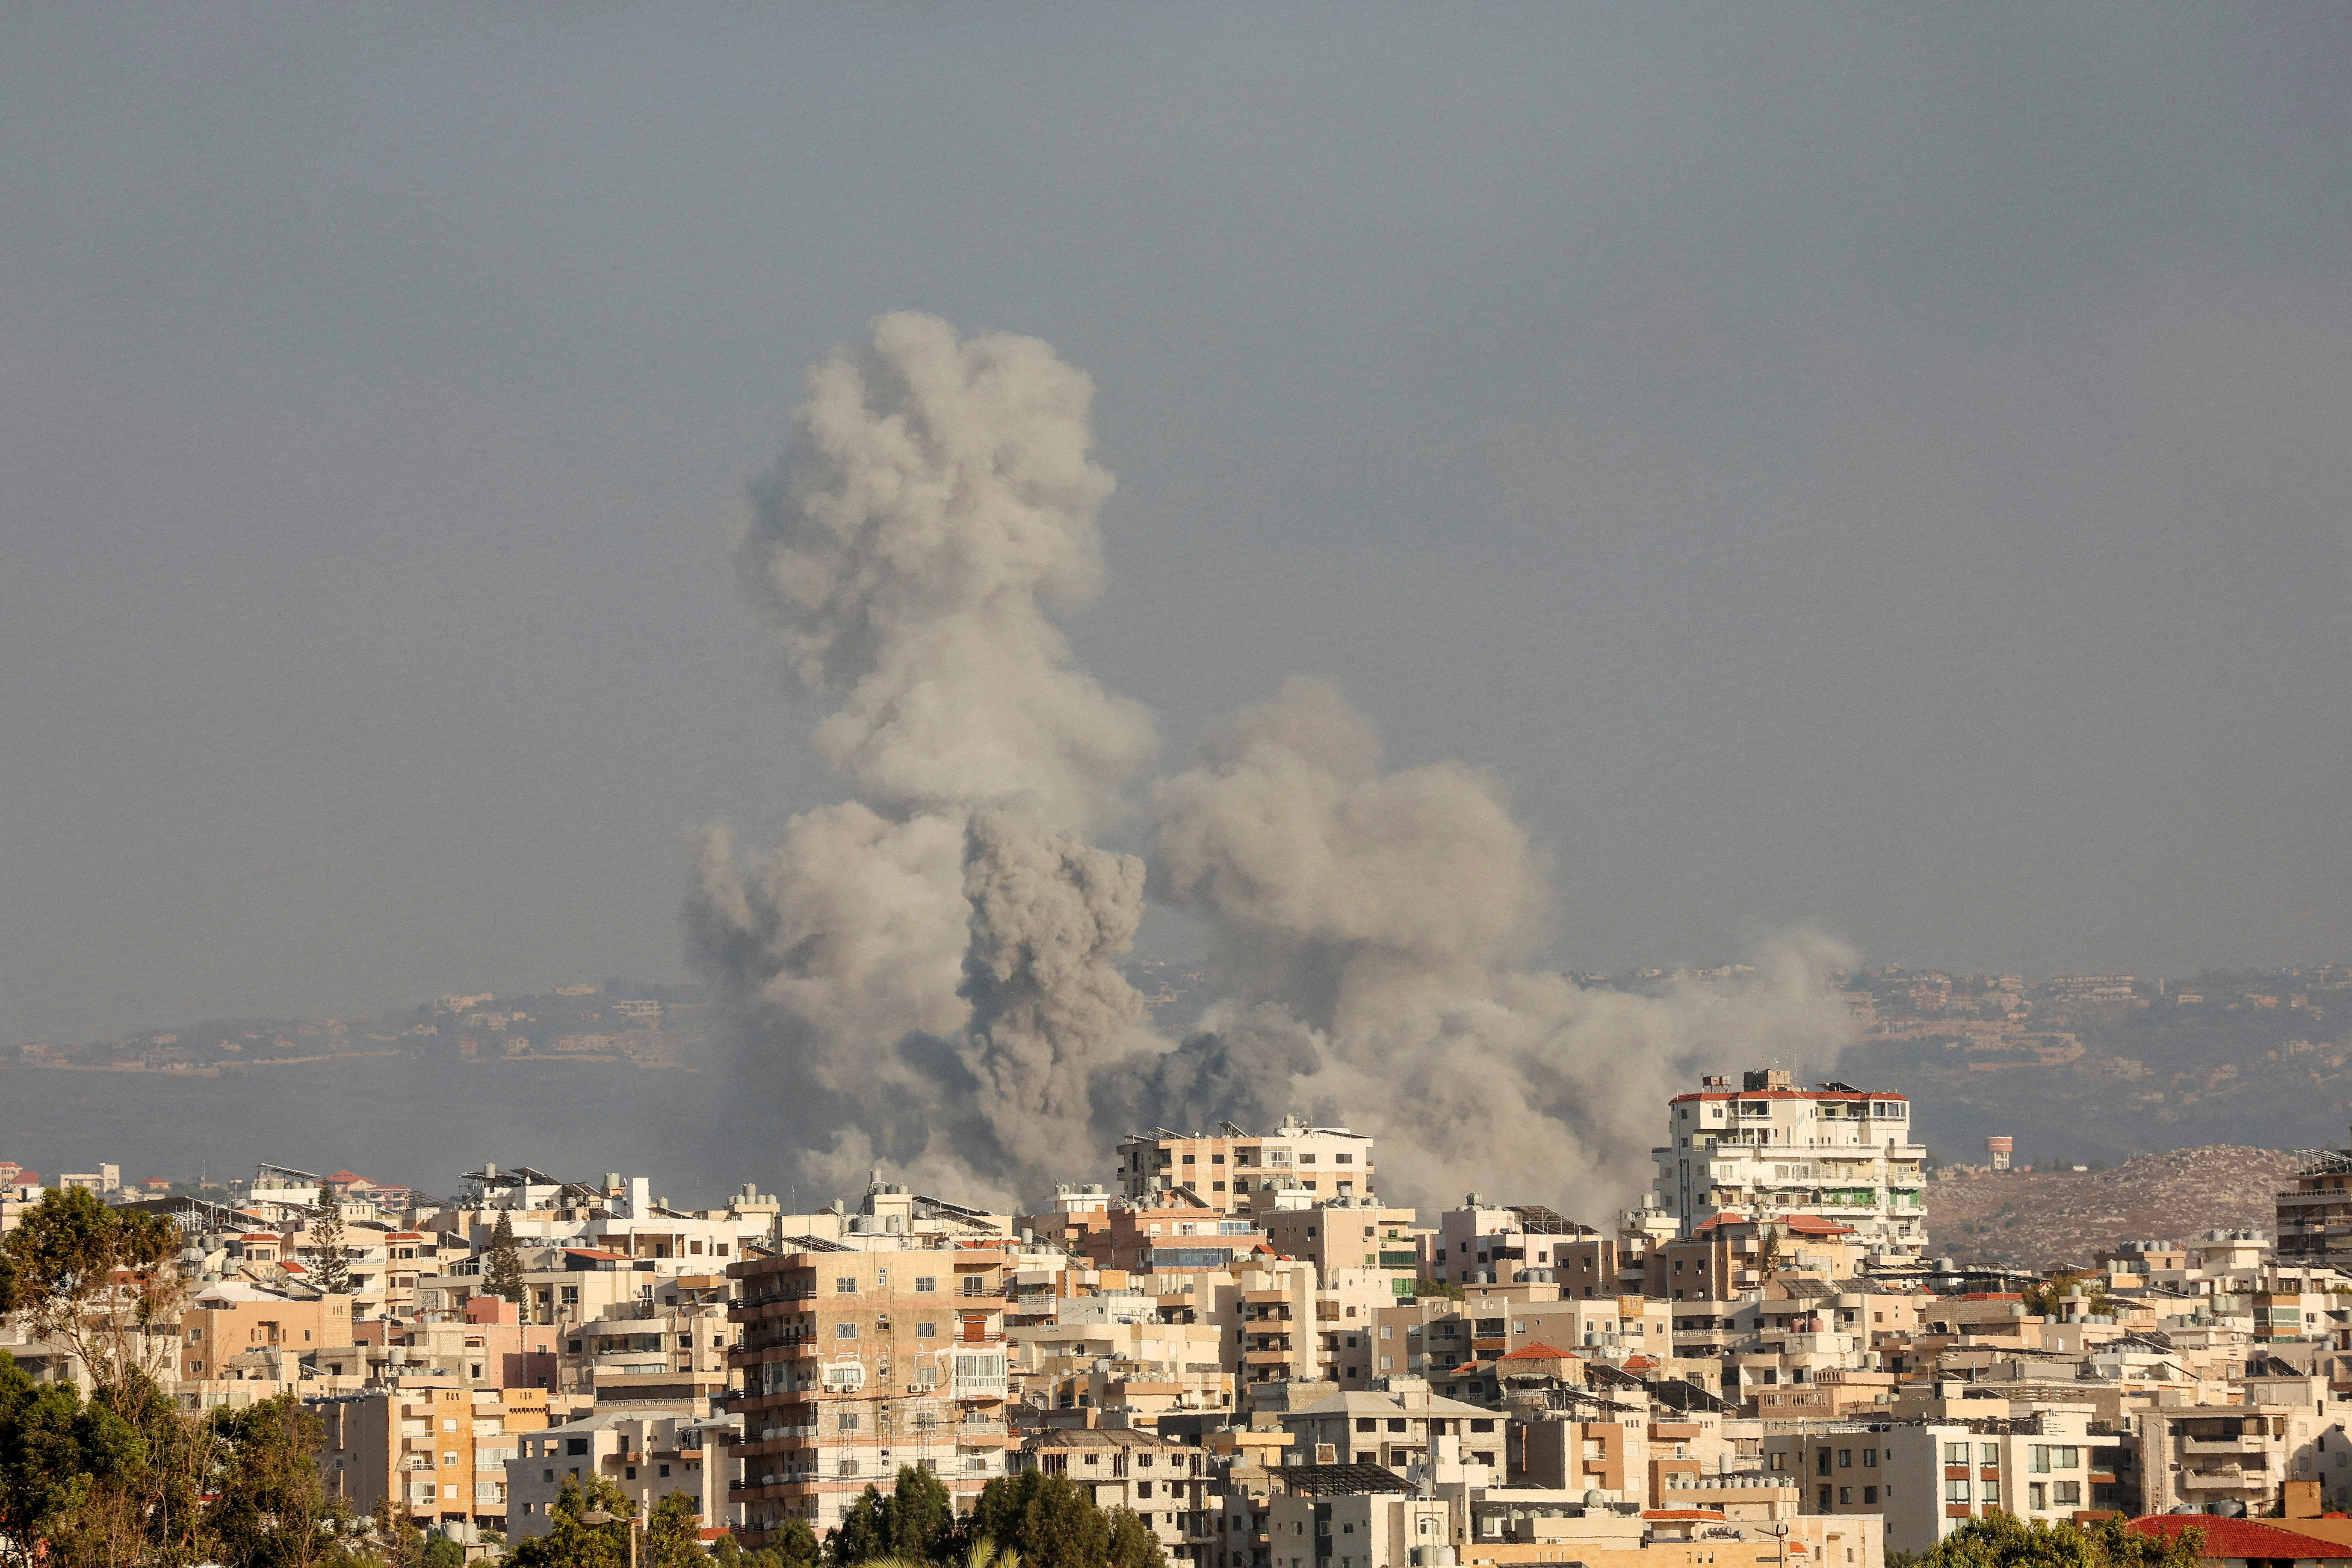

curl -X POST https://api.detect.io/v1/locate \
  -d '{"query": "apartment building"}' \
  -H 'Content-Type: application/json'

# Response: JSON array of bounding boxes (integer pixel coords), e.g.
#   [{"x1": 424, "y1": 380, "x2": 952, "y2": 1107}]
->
[
  {"x1": 1008, "y1": 1312, "x2": 1232, "y2": 1417},
  {"x1": 1256, "y1": 1203, "x2": 1421, "y2": 1299},
  {"x1": 1263, "y1": 1468, "x2": 1456, "y2": 1568},
  {"x1": 1276, "y1": 1387, "x2": 1501, "y2": 1471},
  {"x1": 1656, "y1": 1070, "x2": 1926, "y2": 1255},
  {"x1": 1115, "y1": 1115, "x2": 1373, "y2": 1216},
  {"x1": 2278, "y1": 1150, "x2": 2352, "y2": 1264},
  {"x1": 1070, "y1": 1202, "x2": 1265, "y2": 1276},
  {"x1": 727, "y1": 1242, "x2": 1008, "y2": 1544},
  {"x1": 2139, "y1": 1400, "x2": 2325, "y2": 1518},
  {"x1": 507, "y1": 1409, "x2": 732, "y2": 1541},
  {"x1": 556, "y1": 1272, "x2": 733, "y2": 1404},
  {"x1": 1761, "y1": 1411, "x2": 2120, "y2": 1557},
  {"x1": 312, "y1": 1383, "x2": 558, "y2": 1532},
  {"x1": 1016, "y1": 1426, "x2": 1214, "y2": 1565},
  {"x1": 177, "y1": 1281, "x2": 354, "y2": 1383},
  {"x1": 1427, "y1": 1201, "x2": 1597, "y2": 1287}
]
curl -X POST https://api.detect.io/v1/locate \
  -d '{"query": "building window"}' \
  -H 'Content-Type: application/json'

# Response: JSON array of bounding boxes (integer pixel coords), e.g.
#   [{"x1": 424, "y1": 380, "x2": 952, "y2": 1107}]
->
[
  {"x1": 917, "y1": 1322, "x2": 937, "y2": 1338},
  {"x1": 1945, "y1": 1480, "x2": 1970, "y2": 1503},
  {"x1": 2052, "y1": 1482, "x2": 2080, "y2": 1507},
  {"x1": 836, "y1": 1277, "x2": 858, "y2": 1294},
  {"x1": 1863, "y1": 1486, "x2": 1877, "y2": 1505},
  {"x1": 1838, "y1": 1450, "x2": 1851, "y2": 1468},
  {"x1": 1862, "y1": 1450, "x2": 1876, "y2": 1468},
  {"x1": 1838, "y1": 1488, "x2": 1850, "y2": 1505},
  {"x1": 2029, "y1": 1483, "x2": 2047, "y2": 1511},
  {"x1": 914, "y1": 1276, "x2": 937, "y2": 1293},
  {"x1": 1982, "y1": 1479, "x2": 2000, "y2": 1506},
  {"x1": 1944, "y1": 1443, "x2": 1969, "y2": 1465},
  {"x1": 835, "y1": 1323, "x2": 858, "y2": 1339},
  {"x1": 1818, "y1": 1486, "x2": 1831, "y2": 1511}
]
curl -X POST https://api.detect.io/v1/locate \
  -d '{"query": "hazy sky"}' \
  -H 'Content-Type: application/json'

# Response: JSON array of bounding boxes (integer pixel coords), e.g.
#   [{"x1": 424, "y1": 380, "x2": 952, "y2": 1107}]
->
[{"x1": 3, "y1": 6, "x2": 2349, "y2": 1046}]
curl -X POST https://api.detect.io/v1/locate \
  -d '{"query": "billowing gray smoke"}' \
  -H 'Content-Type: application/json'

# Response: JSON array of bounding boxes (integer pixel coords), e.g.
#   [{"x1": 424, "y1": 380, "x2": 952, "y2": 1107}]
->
[
  {"x1": 691, "y1": 313, "x2": 1854, "y2": 1213},
  {"x1": 688, "y1": 313, "x2": 1156, "y2": 1203}
]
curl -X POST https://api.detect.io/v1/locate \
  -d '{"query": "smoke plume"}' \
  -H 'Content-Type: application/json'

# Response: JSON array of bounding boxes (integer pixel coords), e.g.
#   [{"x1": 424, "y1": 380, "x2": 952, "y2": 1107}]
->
[
  {"x1": 693, "y1": 313, "x2": 1854, "y2": 1216},
  {"x1": 689, "y1": 313, "x2": 1155, "y2": 1205}
]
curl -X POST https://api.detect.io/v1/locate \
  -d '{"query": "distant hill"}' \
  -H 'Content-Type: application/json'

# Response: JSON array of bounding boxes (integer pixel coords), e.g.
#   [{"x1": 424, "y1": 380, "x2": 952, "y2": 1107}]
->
[{"x1": 1923, "y1": 1146, "x2": 2302, "y2": 1271}]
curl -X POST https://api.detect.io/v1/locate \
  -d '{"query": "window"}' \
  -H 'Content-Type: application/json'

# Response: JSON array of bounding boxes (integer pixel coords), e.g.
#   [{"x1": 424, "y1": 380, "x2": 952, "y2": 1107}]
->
[
  {"x1": 1945, "y1": 1479, "x2": 1971, "y2": 1503},
  {"x1": 835, "y1": 1323, "x2": 858, "y2": 1339},
  {"x1": 2053, "y1": 1481, "x2": 2080, "y2": 1507},
  {"x1": 963, "y1": 1276, "x2": 988, "y2": 1296},
  {"x1": 2030, "y1": 1446, "x2": 2049, "y2": 1474},
  {"x1": 917, "y1": 1322, "x2": 937, "y2": 1338},
  {"x1": 1356, "y1": 1418, "x2": 1377, "y2": 1433},
  {"x1": 1944, "y1": 1443, "x2": 1969, "y2": 1465},
  {"x1": 1818, "y1": 1486, "x2": 1832, "y2": 1511},
  {"x1": 1980, "y1": 1444, "x2": 1999, "y2": 1467},
  {"x1": 838, "y1": 1414, "x2": 860, "y2": 1432},
  {"x1": 566, "y1": 1439, "x2": 589, "y2": 1456},
  {"x1": 836, "y1": 1277, "x2": 857, "y2": 1293},
  {"x1": 2050, "y1": 1446, "x2": 2078, "y2": 1470},
  {"x1": 1138, "y1": 1482, "x2": 1153, "y2": 1499},
  {"x1": 1817, "y1": 1450, "x2": 1832, "y2": 1477},
  {"x1": 915, "y1": 1276, "x2": 937, "y2": 1293},
  {"x1": 1982, "y1": 1479, "x2": 2000, "y2": 1506},
  {"x1": 1862, "y1": 1449, "x2": 1877, "y2": 1468},
  {"x1": 1838, "y1": 1449, "x2": 1851, "y2": 1468},
  {"x1": 1838, "y1": 1487, "x2": 1850, "y2": 1505},
  {"x1": 2029, "y1": 1483, "x2": 2047, "y2": 1511},
  {"x1": 1863, "y1": 1486, "x2": 1877, "y2": 1505}
]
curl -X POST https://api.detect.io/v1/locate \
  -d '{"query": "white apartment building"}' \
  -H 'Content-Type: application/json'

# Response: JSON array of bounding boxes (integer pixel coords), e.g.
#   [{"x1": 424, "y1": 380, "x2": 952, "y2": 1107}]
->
[
  {"x1": 1656, "y1": 1070, "x2": 1926, "y2": 1256},
  {"x1": 1115, "y1": 1114, "x2": 1372, "y2": 1215},
  {"x1": 1762, "y1": 1411, "x2": 2121, "y2": 1557},
  {"x1": 506, "y1": 1409, "x2": 732, "y2": 1540}
]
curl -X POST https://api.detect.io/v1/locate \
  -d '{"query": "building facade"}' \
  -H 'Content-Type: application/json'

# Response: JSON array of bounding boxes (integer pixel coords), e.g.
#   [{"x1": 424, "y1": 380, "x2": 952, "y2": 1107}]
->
[{"x1": 1656, "y1": 1070, "x2": 1926, "y2": 1256}]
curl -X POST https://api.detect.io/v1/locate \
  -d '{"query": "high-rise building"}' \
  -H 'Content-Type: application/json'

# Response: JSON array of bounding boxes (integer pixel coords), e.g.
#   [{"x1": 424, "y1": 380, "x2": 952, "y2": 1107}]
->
[
  {"x1": 727, "y1": 1243, "x2": 1009, "y2": 1543},
  {"x1": 1113, "y1": 1113, "x2": 1373, "y2": 1215},
  {"x1": 1653, "y1": 1069, "x2": 1926, "y2": 1257}
]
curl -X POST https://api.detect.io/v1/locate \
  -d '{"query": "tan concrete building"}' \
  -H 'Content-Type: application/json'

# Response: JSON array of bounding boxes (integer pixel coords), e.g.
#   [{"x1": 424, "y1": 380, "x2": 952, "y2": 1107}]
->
[
  {"x1": 508, "y1": 1409, "x2": 732, "y2": 1541},
  {"x1": 1016, "y1": 1426, "x2": 1214, "y2": 1565},
  {"x1": 1115, "y1": 1115, "x2": 1374, "y2": 1216},
  {"x1": 312, "y1": 1383, "x2": 560, "y2": 1532},
  {"x1": 177, "y1": 1282, "x2": 354, "y2": 1383},
  {"x1": 728, "y1": 1243, "x2": 1009, "y2": 1545}
]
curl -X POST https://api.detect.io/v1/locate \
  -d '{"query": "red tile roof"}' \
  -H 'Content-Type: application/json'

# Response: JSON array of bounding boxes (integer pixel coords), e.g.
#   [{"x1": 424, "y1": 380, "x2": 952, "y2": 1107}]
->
[
  {"x1": 2127, "y1": 1515, "x2": 2352, "y2": 1560},
  {"x1": 1500, "y1": 1341, "x2": 1576, "y2": 1361}
]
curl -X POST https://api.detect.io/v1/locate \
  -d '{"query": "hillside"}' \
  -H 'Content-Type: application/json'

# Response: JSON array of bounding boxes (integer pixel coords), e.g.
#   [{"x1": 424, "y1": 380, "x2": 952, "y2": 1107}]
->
[{"x1": 1923, "y1": 1146, "x2": 2302, "y2": 1271}]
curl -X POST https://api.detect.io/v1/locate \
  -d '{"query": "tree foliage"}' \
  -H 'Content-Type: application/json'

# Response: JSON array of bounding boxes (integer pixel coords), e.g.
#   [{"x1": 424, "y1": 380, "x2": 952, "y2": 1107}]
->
[
  {"x1": 208, "y1": 1396, "x2": 354, "y2": 1568},
  {"x1": 960, "y1": 1470, "x2": 1163, "y2": 1568},
  {"x1": 0, "y1": 1364, "x2": 379, "y2": 1568},
  {"x1": 485, "y1": 1211, "x2": 528, "y2": 1306},
  {"x1": 507, "y1": 1474, "x2": 637, "y2": 1568},
  {"x1": 310, "y1": 1210, "x2": 351, "y2": 1297},
  {"x1": 0, "y1": 1187, "x2": 188, "y2": 1395},
  {"x1": 826, "y1": 1467, "x2": 957, "y2": 1566},
  {"x1": 1919, "y1": 1514, "x2": 2207, "y2": 1568},
  {"x1": 710, "y1": 1521, "x2": 819, "y2": 1568}
]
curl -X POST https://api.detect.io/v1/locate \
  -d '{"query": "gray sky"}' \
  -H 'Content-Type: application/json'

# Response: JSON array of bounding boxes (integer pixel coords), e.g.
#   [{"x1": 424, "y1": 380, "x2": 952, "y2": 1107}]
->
[{"x1": 3, "y1": 5, "x2": 2349, "y2": 1045}]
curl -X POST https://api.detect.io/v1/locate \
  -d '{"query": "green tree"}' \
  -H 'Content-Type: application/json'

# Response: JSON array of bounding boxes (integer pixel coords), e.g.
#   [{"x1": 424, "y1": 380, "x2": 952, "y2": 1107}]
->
[
  {"x1": 960, "y1": 1471, "x2": 1163, "y2": 1568},
  {"x1": 508, "y1": 1475, "x2": 635, "y2": 1568},
  {"x1": 826, "y1": 1468, "x2": 955, "y2": 1567},
  {"x1": 770, "y1": 1518, "x2": 822, "y2": 1568},
  {"x1": 484, "y1": 1211, "x2": 527, "y2": 1306},
  {"x1": 1918, "y1": 1513, "x2": 2206, "y2": 1568},
  {"x1": 0, "y1": 1187, "x2": 188, "y2": 1396},
  {"x1": 210, "y1": 1395, "x2": 349, "y2": 1568},
  {"x1": 2022, "y1": 1271, "x2": 2110, "y2": 1319},
  {"x1": 310, "y1": 1209, "x2": 352, "y2": 1296},
  {"x1": 644, "y1": 1492, "x2": 706, "y2": 1568}
]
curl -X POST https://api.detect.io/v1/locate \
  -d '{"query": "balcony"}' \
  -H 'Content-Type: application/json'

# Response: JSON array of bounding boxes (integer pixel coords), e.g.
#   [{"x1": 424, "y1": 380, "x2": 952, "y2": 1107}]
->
[{"x1": 2181, "y1": 1468, "x2": 2259, "y2": 1490}]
